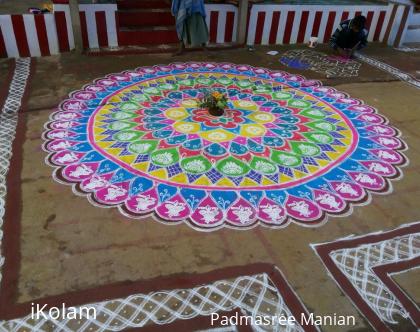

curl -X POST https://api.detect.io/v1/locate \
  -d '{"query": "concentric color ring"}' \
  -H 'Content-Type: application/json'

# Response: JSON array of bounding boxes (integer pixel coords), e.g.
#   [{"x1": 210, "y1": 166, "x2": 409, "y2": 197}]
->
[{"x1": 43, "y1": 62, "x2": 408, "y2": 231}]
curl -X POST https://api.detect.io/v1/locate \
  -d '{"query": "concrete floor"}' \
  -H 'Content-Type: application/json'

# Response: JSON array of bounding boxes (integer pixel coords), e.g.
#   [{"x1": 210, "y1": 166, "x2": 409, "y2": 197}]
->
[
  {"x1": 1, "y1": 44, "x2": 420, "y2": 331},
  {"x1": 365, "y1": 46, "x2": 420, "y2": 79}
]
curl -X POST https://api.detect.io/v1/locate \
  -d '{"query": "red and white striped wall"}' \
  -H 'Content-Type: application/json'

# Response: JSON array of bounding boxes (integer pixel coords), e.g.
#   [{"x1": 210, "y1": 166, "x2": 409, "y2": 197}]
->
[
  {"x1": 0, "y1": 9, "x2": 73, "y2": 58},
  {"x1": 382, "y1": 3, "x2": 411, "y2": 47},
  {"x1": 0, "y1": 2, "x2": 413, "y2": 58},
  {"x1": 246, "y1": 3, "x2": 409, "y2": 46},
  {"x1": 52, "y1": 3, "x2": 74, "y2": 52},
  {"x1": 76, "y1": 3, "x2": 237, "y2": 49},
  {"x1": 78, "y1": 3, "x2": 118, "y2": 49},
  {"x1": 77, "y1": 3, "x2": 238, "y2": 49},
  {"x1": 205, "y1": 4, "x2": 238, "y2": 44}
]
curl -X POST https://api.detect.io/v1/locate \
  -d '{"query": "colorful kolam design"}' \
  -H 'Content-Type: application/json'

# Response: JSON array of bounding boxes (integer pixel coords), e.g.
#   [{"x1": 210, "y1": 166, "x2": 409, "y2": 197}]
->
[
  {"x1": 43, "y1": 62, "x2": 407, "y2": 230},
  {"x1": 280, "y1": 49, "x2": 361, "y2": 78}
]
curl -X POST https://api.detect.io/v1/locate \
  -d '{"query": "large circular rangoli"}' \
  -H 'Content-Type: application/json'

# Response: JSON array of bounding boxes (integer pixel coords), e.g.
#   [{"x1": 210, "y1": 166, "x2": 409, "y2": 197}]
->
[{"x1": 43, "y1": 62, "x2": 407, "y2": 230}]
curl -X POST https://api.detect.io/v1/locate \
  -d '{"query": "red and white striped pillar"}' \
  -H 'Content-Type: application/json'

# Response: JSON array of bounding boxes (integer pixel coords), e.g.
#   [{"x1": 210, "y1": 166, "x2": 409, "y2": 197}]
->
[
  {"x1": 382, "y1": 2, "x2": 411, "y2": 47},
  {"x1": 78, "y1": 3, "x2": 118, "y2": 49},
  {"x1": 0, "y1": 12, "x2": 69, "y2": 58},
  {"x1": 53, "y1": 2, "x2": 75, "y2": 52},
  {"x1": 205, "y1": 4, "x2": 239, "y2": 44}
]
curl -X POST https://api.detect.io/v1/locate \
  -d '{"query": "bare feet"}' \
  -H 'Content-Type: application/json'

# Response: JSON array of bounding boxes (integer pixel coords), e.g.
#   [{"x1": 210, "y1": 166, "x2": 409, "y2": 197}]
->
[
  {"x1": 202, "y1": 43, "x2": 209, "y2": 54},
  {"x1": 172, "y1": 49, "x2": 184, "y2": 56},
  {"x1": 172, "y1": 43, "x2": 185, "y2": 57}
]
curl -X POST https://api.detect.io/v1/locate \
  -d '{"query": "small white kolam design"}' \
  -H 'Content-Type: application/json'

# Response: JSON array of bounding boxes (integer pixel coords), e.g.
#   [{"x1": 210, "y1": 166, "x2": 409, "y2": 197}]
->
[
  {"x1": 0, "y1": 273, "x2": 308, "y2": 332},
  {"x1": 0, "y1": 58, "x2": 31, "y2": 284},
  {"x1": 355, "y1": 53, "x2": 420, "y2": 89},
  {"x1": 313, "y1": 221, "x2": 420, "y2": 328}
]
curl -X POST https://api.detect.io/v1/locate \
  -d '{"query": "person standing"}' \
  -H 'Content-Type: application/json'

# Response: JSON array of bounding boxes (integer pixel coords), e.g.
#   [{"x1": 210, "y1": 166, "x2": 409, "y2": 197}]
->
[{"x1": 171, "y1": 0, "x2": 209, "y2": 55}]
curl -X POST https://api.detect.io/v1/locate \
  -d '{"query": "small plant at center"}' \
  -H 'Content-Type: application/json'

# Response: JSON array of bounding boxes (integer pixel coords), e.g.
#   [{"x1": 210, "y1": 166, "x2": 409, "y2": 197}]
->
[{"x1": 199, "y1": 90, "x2": 228, "y2": 116}]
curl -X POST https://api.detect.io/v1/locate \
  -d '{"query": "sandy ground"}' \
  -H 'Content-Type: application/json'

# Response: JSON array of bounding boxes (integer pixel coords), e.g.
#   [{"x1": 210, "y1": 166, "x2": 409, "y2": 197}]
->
[
  {"x1": 364, "y1": 46, "x2": 420, "y2": 79},
  {"x1": 1, "y1": 44, "x2": 419, "y2": 331}
]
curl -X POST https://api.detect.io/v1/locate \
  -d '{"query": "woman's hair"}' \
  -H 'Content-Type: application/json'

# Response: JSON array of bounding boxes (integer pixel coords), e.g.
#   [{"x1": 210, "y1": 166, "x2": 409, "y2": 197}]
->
[{"x1": 352, "y1": 15, "x2": 367, "y2": 29}]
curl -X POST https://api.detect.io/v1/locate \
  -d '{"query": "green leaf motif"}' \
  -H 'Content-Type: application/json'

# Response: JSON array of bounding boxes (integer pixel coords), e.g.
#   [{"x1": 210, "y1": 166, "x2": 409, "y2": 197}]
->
[
  {"x1": 111, "y1": 111, "x2": 136, "y2": 120},
  {"x1": 150, "y1": 148, "x2": 179, "y2": 166},
  {"x1": 217, "y1": 77, "x2": 233, "y2": 85},
  {"x1": 253, "y1": 84, "x2": 272, "y2": 93},
  {"x1": 143, "y1": 87, "x2": 160, "y2": 95},
  {"x1": 302, "y1": 132, "x2": 334, "y2": 144},
  {"x1": 120, "y1": 102, "x2": 139, "y2": 112},
  {"x1": 178, "y1": 79, "x2": 194, "y2": 86},
  {"x1": 290, "y1": 141, "x2": 321, "y2": 156},
  {"x1": 237, "y1": 80, "x2": 252, "y2": 88},
  {"x1": 113, "y1": 130, "x2": 143, "y2": 142},
  {"x1": 288, "y1": 99, "x2": 311, "y2": 109},
  {"x1": 159, "y1": 83, "x2": 176, "y2": 90},
  {"x1": 271, "y1": 150, "x2": 302, "y2": 167},
  {"x1": 272, "y1": 92, "x2": 292, "y2": 100},
  {"x1": 250, "y1": 157, "x2": 278, "y2": 175},
  {"x1": 216, "y1": 157, "x2": 250, "y2": 177},
  {"x1": 300, "y1": 109, "x2": 326, "y2": 119},
  {"x1": 108, "y1": 121, "x2": 136, "y2": 131},
  {"x1": 306, "y1": 120, "x2": 336, "y2": 132},
  {"x1": 181, "y1": 156, "x2": 212, "y2": 174},
  {"x1": 130, "y1": 94, "x2": 149, "y2": 103},
  {"x1": 128, "y1": 140, "x2": 158, "y2": 154}
]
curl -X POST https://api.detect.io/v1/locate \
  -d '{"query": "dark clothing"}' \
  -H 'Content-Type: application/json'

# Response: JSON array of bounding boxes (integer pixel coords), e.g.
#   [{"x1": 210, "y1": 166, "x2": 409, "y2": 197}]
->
[
  {"x1": 329, "y1": 19, "x2": 368, "y2": 50},
  {"x1": 172, "y1": 0, "x2": 208, "y2": 46},
  {"x1": 181, "y1": 13, "x2": 209, "y2": 46}
]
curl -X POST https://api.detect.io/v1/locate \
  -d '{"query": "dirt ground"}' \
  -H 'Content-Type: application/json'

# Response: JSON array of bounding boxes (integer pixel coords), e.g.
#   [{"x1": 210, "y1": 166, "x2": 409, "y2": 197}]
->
[
  {"x1": 363, "y1": 45, "x2": 420, "y2": 79},
  {"x1": 1, "y1": 44, "x2": 419, "y2": 331}
]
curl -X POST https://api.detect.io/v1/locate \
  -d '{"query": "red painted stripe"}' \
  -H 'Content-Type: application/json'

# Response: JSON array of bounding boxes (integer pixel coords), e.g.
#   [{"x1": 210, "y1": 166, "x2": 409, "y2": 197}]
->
[
  {"x1": 323, "y1": 11, "x2": 336, "y2": 43},
  {"x1": 341, "y1": 11, "x2": 349, "y2": 21},
  {"x1": 383, "y1": 5, "x2": 398, "y2": 44},
  {"x1": 209, "y1": 11, "x2": 218, "y2": 43},
  {"x1": 355, "y1": 11, "x2": 362, "y2": 17},
  {"x1": 269, "y1": 11, "x2": 280, "y2": 44},
  {"x1": 224, "y1": 12, "x2": 235, "y2": 43},
  {"x1": 34, "y1": 15, "x2": 50, "y2": 56},
  {"x1": 79, "y1": 11, "x2": 89, "y2": 48},
  {"x1": 374, "y1": 11, "x2": 386, "y2": 42},
  {"x1": 0, "y1": 26, "x2": 7, "y2": 57},
  {"x1": 283, "y1": 11, "x2": 295, "y2": 44},
  {"x1": 297, "y1": 11, "x2": 309, "y2": 43},
  {"x1": 95, "y1": 11, "x2": 108, "y2": 47},
  {"x1": 366, "y1": 11, "x2": 374, "y2": 29},
  {"x1": 254, "y1": 12, "x2": 266, "y2": 44},
  {"x1": 311, "y1": 11, "x2": 323, "y2": 37},
  {"x1": 54, "y1": 11, "x2": 70, "y2": 52},
  {"x1": 11, "y1": 15, "x2": 30, "y2": 57},
  {"x1": 393, "y1": 5, "x2": 410, "y2": 47}
]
